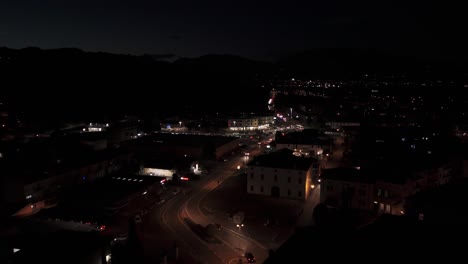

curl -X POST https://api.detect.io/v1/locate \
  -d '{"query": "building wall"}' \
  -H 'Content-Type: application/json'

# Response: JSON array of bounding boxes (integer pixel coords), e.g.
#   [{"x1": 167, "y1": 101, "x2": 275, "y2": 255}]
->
[
  {"x1": 304, "y1": 166, "x2": 313, "y2": 200},
  {"x1": 256, "y1": 116, "x2": 274, "y2": 125},
  {"x1": 276, "y1": 143, "x2": 329, "y2": 157},
  {"x1": 320, "y1": 159, "x2": 459, "y2": 214},
  {"x1": 247, "y1": 165, "x2": 311, "y2": 200},
  {"x1": 277, "y1": 143, "x2": 323, "y2": 153},
  {"x1": 320, "y1": 179, "x2": 374, "y2": 210},
  {"x1": 142, "y1": 167, "x2": 176, "y2": 178},
  {"x1": 228, "y1": 116, "x2": 273, "y2": 130},
  {"x1": 228, "y1": 118, "x2": 259, "y2": 128}
]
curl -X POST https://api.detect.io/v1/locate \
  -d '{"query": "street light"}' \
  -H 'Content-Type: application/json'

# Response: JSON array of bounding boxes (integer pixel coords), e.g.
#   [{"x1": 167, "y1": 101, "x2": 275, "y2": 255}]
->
[
  {"x1": 236, "y1": 223, "x2": 244, "y2": 232},
  {"x1": 179, "y1": 121, "x2": 182, "y2": 127}
]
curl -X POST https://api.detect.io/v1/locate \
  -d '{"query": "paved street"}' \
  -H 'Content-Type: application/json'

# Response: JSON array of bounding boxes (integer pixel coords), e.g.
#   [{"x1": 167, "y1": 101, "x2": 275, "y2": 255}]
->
[
  {"x1": 134, "y1": 143, "x2": 269, "y2": 264},
  {"x1": 104, "y1": 134, "x2": 315, "y2": 264}
]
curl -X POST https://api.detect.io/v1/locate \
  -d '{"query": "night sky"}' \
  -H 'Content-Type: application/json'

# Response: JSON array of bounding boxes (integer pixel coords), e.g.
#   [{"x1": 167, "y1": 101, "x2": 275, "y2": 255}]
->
[{"x1": 0, "y1": 1, "x2": 464, "y2": 59}]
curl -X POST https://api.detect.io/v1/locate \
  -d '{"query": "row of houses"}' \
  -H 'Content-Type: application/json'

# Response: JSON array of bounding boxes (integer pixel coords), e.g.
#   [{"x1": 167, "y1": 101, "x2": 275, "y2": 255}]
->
[
  {"x1": 1, "y1": 132, "x2": 243, "y2": 216},
  {"x1": 320, "y1": 157, "x2": 460, "y2": 215},
  {"x1": 275, "y1": 129, "x2": 333, "y2": 158},
  {"x1": 1, "y1": 148, "x2": 134, "y2": 216}
]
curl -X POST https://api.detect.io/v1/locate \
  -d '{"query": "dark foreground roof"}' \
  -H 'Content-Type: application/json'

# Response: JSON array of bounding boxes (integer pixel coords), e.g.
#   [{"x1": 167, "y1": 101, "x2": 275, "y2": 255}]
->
[
  {"x1": 2, "y1": 229, "x2": 106, "y2": 264},
  {"x1": 247, "y1": 148, "x2": 316, "y2": 170},
  {"x1": 265, "y1": 215, "x2": 468, "y2": 263}
]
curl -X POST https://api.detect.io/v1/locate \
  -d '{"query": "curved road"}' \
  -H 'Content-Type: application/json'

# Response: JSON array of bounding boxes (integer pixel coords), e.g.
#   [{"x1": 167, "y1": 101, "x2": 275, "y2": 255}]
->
[{"x1": 156, "y1": 143, "x2": 269, "y2": 263}]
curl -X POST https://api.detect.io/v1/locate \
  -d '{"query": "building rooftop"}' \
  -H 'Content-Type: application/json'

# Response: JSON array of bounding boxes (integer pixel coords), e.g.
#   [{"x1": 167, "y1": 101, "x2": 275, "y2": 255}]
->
[
  {"x1": 0, "y1": 145, "x2": 130, "y2": 185},
  {"x1": 321, "y1": 167, "x2": 374, "y2": 183},
  {"x1": 35, "y1": 173, "x2": 160, "y2": 223},
  {"x1": 264, "y1": 214, "x2": 468, "y2": 264},
  {"x1": 324, "y1": 150, "x2": 460, "y2": 185},
  {"x1": 142, "y1": 156, "x2": 194, "y2": 170},
  {"x1": 247, "y1": 148, "x2": 316, "y2": 170}
]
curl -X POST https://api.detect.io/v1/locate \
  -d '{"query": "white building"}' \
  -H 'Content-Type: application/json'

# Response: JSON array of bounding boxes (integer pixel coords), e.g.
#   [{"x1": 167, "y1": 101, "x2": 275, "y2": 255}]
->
[
  {"x1": 228, "y1": 115, "x2": 274, "y2": 131},
  {"x1": 246, "y1": 149, "x2": 317, "y2": 200}
]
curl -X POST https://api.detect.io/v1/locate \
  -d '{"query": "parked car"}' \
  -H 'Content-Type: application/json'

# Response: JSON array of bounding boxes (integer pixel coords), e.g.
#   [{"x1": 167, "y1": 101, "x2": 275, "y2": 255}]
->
[{"x1": 245, "y1": 252, "x2": 256, "y2": 263}]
